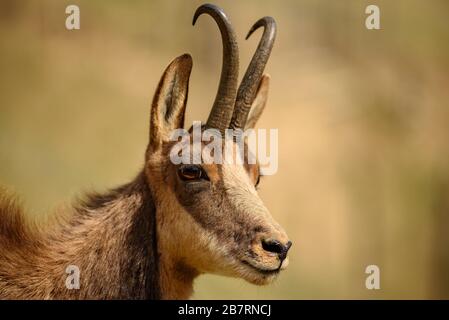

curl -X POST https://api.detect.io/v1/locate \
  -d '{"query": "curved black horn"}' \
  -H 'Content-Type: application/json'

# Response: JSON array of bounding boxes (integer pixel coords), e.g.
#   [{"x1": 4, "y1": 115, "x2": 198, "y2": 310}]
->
[
  {"x1": 193, "y1": 4, "x2": 239, "y2": 133},
  {"x1": 230, "y1": 17, "x2": 276, "y2": 129}
]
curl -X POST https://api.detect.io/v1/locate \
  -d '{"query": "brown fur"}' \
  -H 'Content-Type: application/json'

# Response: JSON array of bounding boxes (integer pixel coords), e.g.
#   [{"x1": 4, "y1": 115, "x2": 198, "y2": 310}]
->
[{"x1": 0, "y1": 174, "x2": 160, "y2": 299}]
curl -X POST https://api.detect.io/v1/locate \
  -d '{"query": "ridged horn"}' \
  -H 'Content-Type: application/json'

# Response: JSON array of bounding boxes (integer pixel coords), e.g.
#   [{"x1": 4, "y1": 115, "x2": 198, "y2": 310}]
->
[
  {"x1": 193, "y1": 4, "x2": 239, "y2": 133},
  {"x1": 230, "y1": 17, "x2": 276, "y2": 129}
]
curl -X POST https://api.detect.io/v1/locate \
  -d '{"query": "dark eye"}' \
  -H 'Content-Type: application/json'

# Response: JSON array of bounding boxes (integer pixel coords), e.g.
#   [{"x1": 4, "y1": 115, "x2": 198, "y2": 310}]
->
[{"x1": 178, "y1": 165, "x2": 209, "y2": 181}]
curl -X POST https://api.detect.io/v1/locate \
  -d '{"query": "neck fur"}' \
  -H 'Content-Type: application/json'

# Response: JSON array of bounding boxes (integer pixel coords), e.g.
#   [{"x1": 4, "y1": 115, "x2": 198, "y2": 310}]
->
[
  {"x1": 39, "y1": 172, "x2": 195, "y2": 299},
  {"x1": 75, "y1": 172, "x2": 198, "y2": 299}
]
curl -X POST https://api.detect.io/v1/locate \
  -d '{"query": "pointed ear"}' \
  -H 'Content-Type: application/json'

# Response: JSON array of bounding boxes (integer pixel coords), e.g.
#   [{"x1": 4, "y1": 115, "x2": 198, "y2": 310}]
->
[
  {"x1": 149, "y1": 54, "x2": 193, "y2": 151},
  {"x1": 245, "y1": 74, "x2": 270, "y2": 130}
]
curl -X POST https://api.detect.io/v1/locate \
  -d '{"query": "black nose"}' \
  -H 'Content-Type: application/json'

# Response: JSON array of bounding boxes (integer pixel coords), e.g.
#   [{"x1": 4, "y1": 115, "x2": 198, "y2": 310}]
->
[{"x1": 262, "y1": 239, "x2": 292, "y2": 260}]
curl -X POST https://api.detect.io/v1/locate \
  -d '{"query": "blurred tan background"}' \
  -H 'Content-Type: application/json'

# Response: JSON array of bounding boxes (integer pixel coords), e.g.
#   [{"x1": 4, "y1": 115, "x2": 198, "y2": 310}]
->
[{"x1": 1, "y1": 0, "x2": 448, "y2": 299}]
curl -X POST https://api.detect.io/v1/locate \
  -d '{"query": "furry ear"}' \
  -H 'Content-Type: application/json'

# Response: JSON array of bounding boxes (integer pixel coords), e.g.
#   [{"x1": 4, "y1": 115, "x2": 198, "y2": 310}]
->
[
  {"x1": 245, "y1": 74, "x2": 270, "y2": 130},
  {"x1": 149, "y1": 54, "x2": 193, "y2": 151}
]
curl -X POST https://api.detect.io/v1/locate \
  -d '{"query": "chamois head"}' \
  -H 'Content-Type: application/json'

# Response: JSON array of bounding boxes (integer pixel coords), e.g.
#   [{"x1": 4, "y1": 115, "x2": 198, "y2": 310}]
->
[{"x1": 145, "y1": 4, "x2": 291, "y2": 286}]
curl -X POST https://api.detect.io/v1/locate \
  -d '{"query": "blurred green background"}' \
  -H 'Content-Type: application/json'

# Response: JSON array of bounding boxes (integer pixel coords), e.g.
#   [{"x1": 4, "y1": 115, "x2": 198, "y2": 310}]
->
[{"x1": 1, "y1": 0, "x2": 448, "y2": 299}]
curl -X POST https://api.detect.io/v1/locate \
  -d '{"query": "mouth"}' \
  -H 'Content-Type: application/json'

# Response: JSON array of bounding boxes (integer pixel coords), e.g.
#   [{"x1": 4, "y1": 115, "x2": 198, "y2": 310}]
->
[{"x1": 240, "y1": 259, "x2": 281, "y2": 275}]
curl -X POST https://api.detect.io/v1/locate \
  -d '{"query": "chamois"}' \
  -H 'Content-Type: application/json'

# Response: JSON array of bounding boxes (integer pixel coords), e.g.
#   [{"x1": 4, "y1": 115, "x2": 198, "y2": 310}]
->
[{"x1": 0, "y1": 4, "x2": 291, "y2": 299}]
